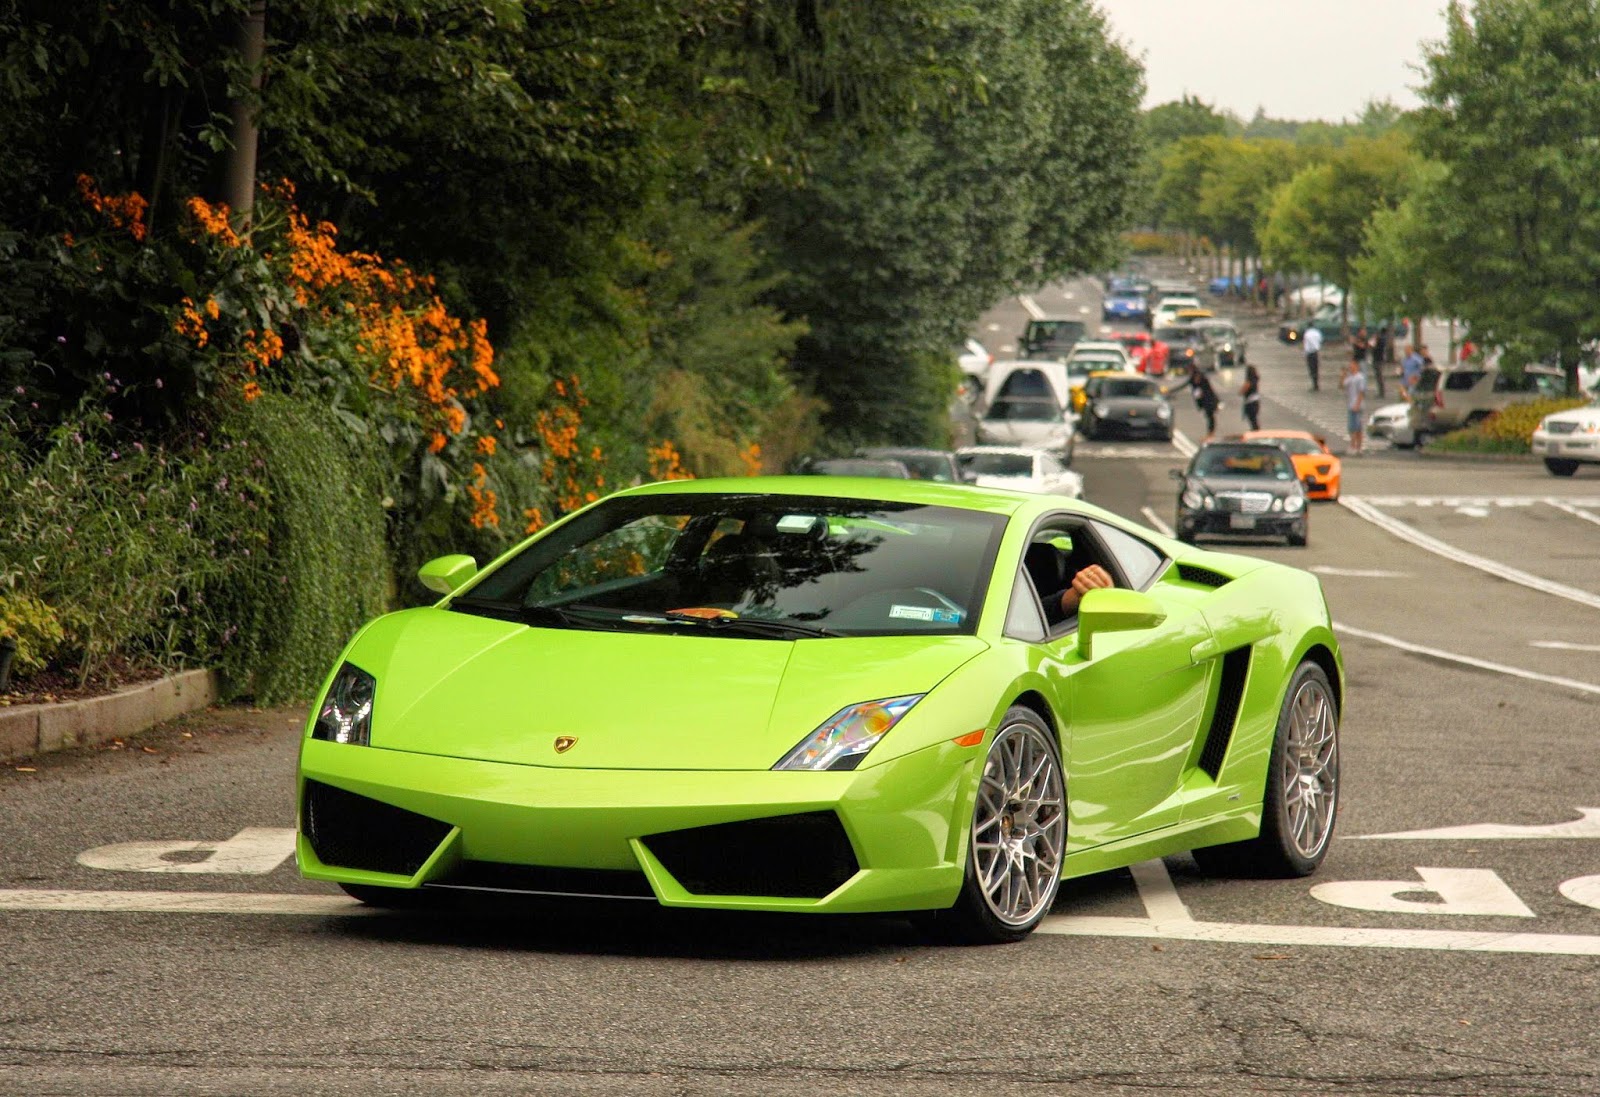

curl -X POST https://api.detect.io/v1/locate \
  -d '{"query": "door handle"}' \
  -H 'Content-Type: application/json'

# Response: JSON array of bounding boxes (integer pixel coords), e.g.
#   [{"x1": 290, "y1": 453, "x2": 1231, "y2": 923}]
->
[{"x1": 1190, "y1": 638, "x2": 1220, "y2": 664}]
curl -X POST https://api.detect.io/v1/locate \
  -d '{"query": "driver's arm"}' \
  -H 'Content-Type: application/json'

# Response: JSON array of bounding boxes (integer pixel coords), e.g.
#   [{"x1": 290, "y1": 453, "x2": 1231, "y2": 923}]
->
[{"x1": 1057, "y1": 564, "x2": 1115, "y2": 618}]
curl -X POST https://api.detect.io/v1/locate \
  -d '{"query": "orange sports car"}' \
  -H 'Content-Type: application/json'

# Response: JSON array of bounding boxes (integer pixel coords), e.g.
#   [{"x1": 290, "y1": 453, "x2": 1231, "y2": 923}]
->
[{"x1": 1241, "y1": 430, "x2": 1341, "y2": 500}]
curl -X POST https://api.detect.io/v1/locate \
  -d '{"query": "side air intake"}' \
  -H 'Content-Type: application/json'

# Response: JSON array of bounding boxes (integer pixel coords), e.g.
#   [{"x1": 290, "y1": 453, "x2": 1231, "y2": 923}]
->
[
  {"x1": 1177, "y1": 563, "x2": 1232, "y2": 588},
  {"x1": 1198, "y1": 647, "x2": 1253, "y2": 778}
]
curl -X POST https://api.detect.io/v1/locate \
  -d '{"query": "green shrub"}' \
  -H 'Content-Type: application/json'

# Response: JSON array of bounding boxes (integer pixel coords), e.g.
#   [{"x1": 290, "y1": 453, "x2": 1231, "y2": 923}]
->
[
  {"x1": 207, "y1": 393, "x2": 391, "y2": 702},
  {"x1": 1431, "y1": 397, "x2": 1590, "y2": 453},
  {"x1": 0, "y1": 593, "x2": 65, "y2": 677}
]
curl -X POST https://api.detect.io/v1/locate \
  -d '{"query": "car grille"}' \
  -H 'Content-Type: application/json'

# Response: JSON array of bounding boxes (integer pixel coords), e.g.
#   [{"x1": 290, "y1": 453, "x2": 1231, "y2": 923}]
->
[
  {"x1": 643, "y1": 812, "x2": 860, "y2": 899},
  {"x1": 301, "y1": 779, "x2": 453, "y2": 877},
  {"x1": 1215, "y1": 491, "x2": 1273, "y2": 514},
  {"x1": 1548, "y1": 421, "x2": 1579, "y2": 435}
]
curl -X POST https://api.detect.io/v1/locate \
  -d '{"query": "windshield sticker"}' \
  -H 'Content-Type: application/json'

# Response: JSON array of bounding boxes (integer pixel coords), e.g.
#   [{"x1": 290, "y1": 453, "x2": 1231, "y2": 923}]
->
[{"x1": 890, "y1": 605, "x2": 964, "y2": 623}]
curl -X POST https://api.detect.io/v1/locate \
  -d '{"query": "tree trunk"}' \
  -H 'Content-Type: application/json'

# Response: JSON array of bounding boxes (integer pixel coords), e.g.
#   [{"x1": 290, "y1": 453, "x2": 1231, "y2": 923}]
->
[{"x1": 222, "y1": 0, "x2": 267, "y2": 229}]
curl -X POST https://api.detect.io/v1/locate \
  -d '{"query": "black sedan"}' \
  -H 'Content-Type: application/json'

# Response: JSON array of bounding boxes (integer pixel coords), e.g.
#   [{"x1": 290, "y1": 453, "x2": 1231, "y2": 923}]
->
[
  {"x1": 1169, "y1": 442, "x2": 1310, "y2": 546},
  {"x1": 1078, "y1": 374, "x2": 1174, "y2": 441}
]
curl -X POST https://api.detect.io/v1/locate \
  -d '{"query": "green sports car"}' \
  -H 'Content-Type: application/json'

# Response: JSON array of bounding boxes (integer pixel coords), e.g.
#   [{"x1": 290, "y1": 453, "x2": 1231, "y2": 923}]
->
[{"x1": 297, "y1": 477, "x2": 1343, "y2": 943}]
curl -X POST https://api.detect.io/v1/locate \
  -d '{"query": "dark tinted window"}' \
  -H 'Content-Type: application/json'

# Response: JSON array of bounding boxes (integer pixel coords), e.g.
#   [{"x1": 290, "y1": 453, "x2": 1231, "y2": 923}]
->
[
  {"x1": 1092, "y1": 521, "x2": 1165, "y2": 591},
  {"x1": 986, "y1": 398, "x2": 1062, "y2": 423},
  {"x1": 1193, "y1": 447, "x2": 1294, "y2": 479},
  {"x1": 1444, "y1": 371, "x2": 1484, "y2": 391},
  {"x1": 995, "y1": 369, "x2": 1056, "y2": 399},
  {"x1": 1099, "y1": 379, "x2": 1159, "y2": 398}
]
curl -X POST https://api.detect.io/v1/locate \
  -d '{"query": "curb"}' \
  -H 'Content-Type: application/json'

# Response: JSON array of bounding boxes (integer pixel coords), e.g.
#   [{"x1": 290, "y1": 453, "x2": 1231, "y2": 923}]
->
[
  {"x1": 0, "y1": 669, "x2": 219, "y2": 763},
  {"x1": 1414, "y1": 447, "x2": 1540, "y2": 464}
]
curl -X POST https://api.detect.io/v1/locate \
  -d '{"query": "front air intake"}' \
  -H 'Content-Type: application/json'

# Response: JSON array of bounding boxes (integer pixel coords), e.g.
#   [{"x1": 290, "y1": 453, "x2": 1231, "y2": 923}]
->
[
  {"x1": 643, "y1": 812, "x2": 860, "y2": 898},
  {"x1": 301, "y1": 779, "x2": 452, "y2": 877}
]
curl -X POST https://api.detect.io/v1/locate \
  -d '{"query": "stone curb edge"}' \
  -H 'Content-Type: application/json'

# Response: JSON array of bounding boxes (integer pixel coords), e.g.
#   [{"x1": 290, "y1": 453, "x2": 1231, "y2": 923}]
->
[
  {"x1": 0, "y1": 669, "x2": 219, "y2": 764},
  {"x1": 1414, "y1": 447, "x2": 1539, "y2": 463}
]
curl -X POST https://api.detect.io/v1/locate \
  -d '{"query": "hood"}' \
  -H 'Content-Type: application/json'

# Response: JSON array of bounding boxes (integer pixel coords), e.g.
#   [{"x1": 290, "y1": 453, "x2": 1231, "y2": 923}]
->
[
  {"x1": 981, "y1": 420, "x2": 1067, "y2": 446},
  {"x1": 345, "y1": 608, "x2": 988, "y2": 771},
  {"x1": 1191, "y1": 474, "x2": 1298, "y2": 496}
]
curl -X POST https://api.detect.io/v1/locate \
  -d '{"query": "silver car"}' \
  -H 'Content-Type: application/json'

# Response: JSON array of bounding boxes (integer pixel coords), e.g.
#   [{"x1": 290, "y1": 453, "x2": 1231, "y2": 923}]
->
[{"x1": 975, "y1": 395, "x2": 1077, "y2": 461}]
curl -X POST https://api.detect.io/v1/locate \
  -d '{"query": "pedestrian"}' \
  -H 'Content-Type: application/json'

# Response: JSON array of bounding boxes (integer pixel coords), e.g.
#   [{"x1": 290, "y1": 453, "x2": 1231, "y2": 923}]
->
[
  {"x1": 1400, "y1": 344, "x2": 1424, "y2": 397},
  {"x1": 1191, "y1": 367, "x2": 1220, "y2": 442},
  {"x1": 1343, "y1": 355, "x2": 1368, "y2": 455},
  {"x1": 1371, "y1": 325, "x2": 1390, "y2": 397},
  {"x1": 1303, "y1": 324, "x2": 1323, "y2": 391},
  {"x1": 1351, "y1": 326, "x2": 1371, "y2": 367},
  {"x1": 1240, "y1": 365, "x2": 1262, "y2": 431}
]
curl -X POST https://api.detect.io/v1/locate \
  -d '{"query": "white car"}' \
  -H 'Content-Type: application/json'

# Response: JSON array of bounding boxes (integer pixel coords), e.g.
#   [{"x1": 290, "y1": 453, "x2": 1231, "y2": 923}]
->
[
  {"x1": 956, "y1": 446, "x2": 1084, "y2": 498},
  {"x1": 959, "y1": 338, "x2": 993, "y2": 389},
  {"x1": 1151, "y1": 295, "x2": 1203, "y2": 329},
  {"x1": 1531, "y1": 399, "x2": 1600, "y2": 477},
  {"x1": 1367, "y1": 402, "x2": 1419, "y2": 448},
  {"x1": 1065, "y1": 340, "x2": 1134, "y2": 371},
  {"x1": 975, "y1": 394, "x2": 1077, "y2": 460}
]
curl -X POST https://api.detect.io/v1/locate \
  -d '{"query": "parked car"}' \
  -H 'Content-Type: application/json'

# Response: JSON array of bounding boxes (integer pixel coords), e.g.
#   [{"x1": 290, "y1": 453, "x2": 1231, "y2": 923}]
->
[
  {"x1": 309, "y1": 478, "x2": 1342, "y2": 942},
  {"x1": 1113, "y1": 330, "x2": 1170, "y2": 376},
  {"x1": 1170, "y1": 442, "x2": 1310, "y2": 546},
  {"x1": 1079, "y1": 374, "x2": 1174, "y2": 441},
  {"x1": 1367, "y1": 365, "x2": 1442, "y2": 449},
  {"x1": 1279, "y1": 305, "x2": 1407, "y2": 347},
  {"x1": 856, "y1": 447, "x2": 967, "y2": 483},
  {"x1": 1154, "y1": 323, "x2": 1208, "y2": 375},
  {"x1": 976, "y1": 395, "x2": 1077, "y2": 459},
  {"x1": 1019, "y1": 317, "x2": 1087, "y2": 359},
  {"x1": 984, "y1": 360, "x2": 1073, "y2": 411},
  {"x1": 1531, "y1": 398, "x2": 1600, "y2": 477},
  {"x1": 1409, "y1": 362, "x2": 1566, "y2": 438},
  {"x1": 1068, "y1": 339, "x2": 1135, "y2": 370},
  {"x1": 1241, "y1": 431, "x2": 1341, "y2": 501},
  {"x1": 802, "y1": 458, "x2": 912, "y2": 479},
  {"x1": 958, "y1": 338, "x2": 993, "y2": 389},
  {"x1": 1102, "y1": 290, "x2": 1149, "y2": 323},
  {"x1": 955, "y1": 446, "x2": 1083, "y2": 497}
]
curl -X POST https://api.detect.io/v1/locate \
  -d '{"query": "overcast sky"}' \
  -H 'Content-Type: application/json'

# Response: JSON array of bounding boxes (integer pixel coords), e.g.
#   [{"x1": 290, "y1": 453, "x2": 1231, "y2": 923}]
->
[{"x1": 1099, "y1": 1, "x2": 1451, "y2": 122}]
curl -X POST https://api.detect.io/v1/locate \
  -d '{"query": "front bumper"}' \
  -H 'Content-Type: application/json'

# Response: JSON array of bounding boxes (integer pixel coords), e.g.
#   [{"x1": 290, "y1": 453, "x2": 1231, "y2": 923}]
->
[
  {"x1": 1178, "y1": 510, "x2": 1305, "y2": 539},
  {"x1": 1085, "y1": 413, "x2": 1172, "y2": 439},
  {"x1": 297, "y1": 736, "x2": 975, "y2": 914},
  {"x1": 1532, "y1": 431, "x2": 1600, "y2": 462}
]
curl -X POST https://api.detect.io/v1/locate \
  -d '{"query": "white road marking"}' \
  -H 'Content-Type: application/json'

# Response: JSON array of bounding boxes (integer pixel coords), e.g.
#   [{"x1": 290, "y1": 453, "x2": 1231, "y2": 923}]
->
[
  {"x1": 1310, "y1": 868, "x2": 1536, "y2": 918},
  {"x1": 1559, "y1": 876, "x2": 1600, "y2": 910},
  {"x1": 1171, "y1": 429, "x2": 1198, "y2": 458},
  {"x1": 1357, "y1": 807, "x2": 1600, "y2": 841},
  {"x1": 76, "y1": 827, "x2": 296, "y2": 875},
  {"x1": 1078, "y1": 306, "x2": 1091, "y2": 315},
  {"x1": 1333, "y1": 621, "x2": 1600, "y2": 697},
  {"x1": 1019, "y1": 294, "x2": 1045, "y2": 320},
  {"x1": 1339, "y1": 497, "x2": 1600, "y2": 611},
  {"x1": 1531, "y1": 640, "x2": 1600, "y2": 652},
  {"x1": 1310, "y1": 566, "x2": 1409, "y2": 578},
  {"x1": 1455, "y1": 505, "x2": 1491, "y2": 517},
  {"x1": 1546, "y1": 499, "x2": 1600, "y2": 528},
  {"x1": 0, "y1": 889, "x2": 371, "y2": 916},
  {"x1": 1358, "y1": 495, "x2": 1600, "y2": 508},
  {"x1": 985, "y1": 322, "x2": 1000, "y2": 332},
  {"x1": 1140, "y1": 506, "x2": 1175, "y2": 537},
  {"x1": 1038, "y1": 859, "x2": 1600, "y2": 955}
]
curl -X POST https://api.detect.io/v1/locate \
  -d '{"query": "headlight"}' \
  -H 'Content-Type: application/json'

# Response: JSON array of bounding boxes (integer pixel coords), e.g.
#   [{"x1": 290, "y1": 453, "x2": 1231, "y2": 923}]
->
[
  {"x1": 1284, "y1": 495, "x2": 1306, "y2": 513},
  {"x1": 1156, "y1": 404, "x2": 1172, "y2": 418},
  {"x1": 773, "y1": 695, "x2": 922, "y2": 771},
  {"x1": 1181, "y1": 487, "x2": 1206, "y2": 509},
  {"x1": 312, "y1": 663, "x2": 376, "y2": 745}
]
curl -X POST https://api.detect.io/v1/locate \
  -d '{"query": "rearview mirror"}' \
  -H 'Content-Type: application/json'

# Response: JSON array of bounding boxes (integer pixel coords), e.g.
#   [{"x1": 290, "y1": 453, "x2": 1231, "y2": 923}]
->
[
  {"x1": 418, "y1": 553, "x2": 478, "y2": 595},
  {"x1": 1078, "y1": 589, "x2": 1167, "y2": 659}
]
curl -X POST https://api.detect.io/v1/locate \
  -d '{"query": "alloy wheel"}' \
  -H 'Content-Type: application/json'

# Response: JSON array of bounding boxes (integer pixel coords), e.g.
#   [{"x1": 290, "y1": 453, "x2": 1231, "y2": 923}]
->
[
  {"x1": 971, "y1": 721, "x2": 1065, "y2": 926},
  {"x1": 1282, "y1": 677, "x2": 1338, "y2": 860}
]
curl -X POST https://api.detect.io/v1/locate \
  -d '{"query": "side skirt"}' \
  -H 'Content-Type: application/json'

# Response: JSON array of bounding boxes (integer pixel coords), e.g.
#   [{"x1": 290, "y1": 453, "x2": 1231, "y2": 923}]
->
[{"x1": 1060, "y1": 807, "x2": 1261, "y2": 881}]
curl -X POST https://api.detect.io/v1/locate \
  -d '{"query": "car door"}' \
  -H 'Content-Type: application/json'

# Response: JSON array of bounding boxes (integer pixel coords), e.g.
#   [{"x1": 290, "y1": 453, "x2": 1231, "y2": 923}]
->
[{"x1": 1021, "y1": 519, "x2": 1216, "y2": 852}]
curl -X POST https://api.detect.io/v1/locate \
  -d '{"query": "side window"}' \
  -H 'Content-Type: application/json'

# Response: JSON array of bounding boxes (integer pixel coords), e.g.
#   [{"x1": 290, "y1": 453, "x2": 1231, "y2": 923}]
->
[
  {"x1": 1091, "y1": 520, "x2": 1166, "y2": 592},
  {"x1": 1003, "y1": 573, "x2": 1047, "y2": 642}
]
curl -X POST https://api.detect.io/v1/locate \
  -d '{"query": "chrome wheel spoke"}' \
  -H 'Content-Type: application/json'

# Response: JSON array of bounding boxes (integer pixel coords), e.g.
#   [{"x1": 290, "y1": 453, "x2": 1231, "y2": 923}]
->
[
  {"x1": 972, "y1": 721, "x2": 1066, "y2": 926},
  {"x1": 1281, "y1": 678, "x2": 1338, "y2": 859}
]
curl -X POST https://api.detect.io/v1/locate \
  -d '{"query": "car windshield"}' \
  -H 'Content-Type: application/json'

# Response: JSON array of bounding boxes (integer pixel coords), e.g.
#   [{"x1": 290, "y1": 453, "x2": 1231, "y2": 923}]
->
[
  {"x1": 1099, "y1": 378, "x2": 1159, "y2": 398},
  {"x1": 1027, "y1": 320, "x2": 1086, "y2": 343},
  {"x1": 806, "y1": 459, "x2": 909, "y2": 478},
  {"x1": 459, "y1": 494, "x2": 1006, "y2": 637},
  {"x1": 1154, "y1": 326, "x2": 1195, "y2": 343},
  {"x1": 986, "y1": 397, "x2": 1062, "y2": 422},
  {"x1": 1264, "y1": 436, "x2": 1322, "y2": 456},
  {"x1": 961, "y1": 452, "x2": 1034, "y2": 477},
  {"x1": 1193, "y1": 447, "x2": 1294, "y2": 479}
]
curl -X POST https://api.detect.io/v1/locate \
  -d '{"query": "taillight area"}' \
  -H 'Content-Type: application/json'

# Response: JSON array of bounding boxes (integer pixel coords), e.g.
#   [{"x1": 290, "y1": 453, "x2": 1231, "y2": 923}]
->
[{"x1": 1433, "y1": 388, "x2": 1444, "y2": 408}]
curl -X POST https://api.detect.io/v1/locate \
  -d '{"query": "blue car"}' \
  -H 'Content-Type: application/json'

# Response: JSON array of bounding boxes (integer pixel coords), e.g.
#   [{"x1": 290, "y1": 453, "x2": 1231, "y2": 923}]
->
[{"x1": 1102, "y1": 292, "x2": 1149, "y2": 323}]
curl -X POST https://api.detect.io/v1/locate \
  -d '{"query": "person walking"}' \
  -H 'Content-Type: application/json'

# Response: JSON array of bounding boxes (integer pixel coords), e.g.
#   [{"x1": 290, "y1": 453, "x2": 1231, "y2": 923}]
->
[
  {"x1": 1191, "y1": 367, "x2": 1220, "y2": 442},
  {"x1": 1370, "y1": 325, "x2": 1389, "y2": 397},
  {"x1": 1303, "y1": 324, "x2": 1323, "y2": 391},
  {"x1": 1343, "y1": 355, "x2": 1368, "y2": 455},
  {"x1": 1400, "y1": 344, "x2": 1425, "y2": 397},
  {"x1": 1240, "y1": 365, "x2": 1262, "y2": 431}
]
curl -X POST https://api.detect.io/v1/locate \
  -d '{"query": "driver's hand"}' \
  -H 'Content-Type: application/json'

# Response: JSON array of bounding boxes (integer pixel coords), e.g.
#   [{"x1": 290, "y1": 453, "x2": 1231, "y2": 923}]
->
[{"x1": 1070, "y1": 564, "x2": 1115, "y2": 598}]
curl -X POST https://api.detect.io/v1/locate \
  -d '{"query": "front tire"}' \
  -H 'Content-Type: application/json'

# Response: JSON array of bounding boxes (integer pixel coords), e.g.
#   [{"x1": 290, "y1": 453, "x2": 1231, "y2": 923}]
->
[
  {"x1": 1193, "y1": 662, "x2": 1339, "y2": 878},
  {"x1": 1545, "y1": 458, "x2": 1580, "y2": 477},
  {"x1": 922, "y1": 707, "x2": 1065, "y2": 944}
]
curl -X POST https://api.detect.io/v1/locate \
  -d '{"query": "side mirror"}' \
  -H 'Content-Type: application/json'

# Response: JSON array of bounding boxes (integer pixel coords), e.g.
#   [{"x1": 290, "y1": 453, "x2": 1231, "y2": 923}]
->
[
  {"x1": 1078, "y1": 589, "x2": 1167, "y2": 659},
  {"x1": 418, "y1": 553, "x2": 478, "y2": 595}
]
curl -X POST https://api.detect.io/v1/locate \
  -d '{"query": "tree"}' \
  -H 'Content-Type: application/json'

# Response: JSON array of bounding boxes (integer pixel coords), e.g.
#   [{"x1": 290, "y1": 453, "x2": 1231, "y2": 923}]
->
[{"x1": 1414, "y1": 0, "x2": 1600, "y2": 391}]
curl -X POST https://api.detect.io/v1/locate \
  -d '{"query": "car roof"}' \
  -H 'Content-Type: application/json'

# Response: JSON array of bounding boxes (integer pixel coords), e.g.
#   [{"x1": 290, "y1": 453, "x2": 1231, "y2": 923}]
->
[
  {"x1": 858, "y1": 446, "x2": 956, "y2": 458},
  {"x1": 622, "y1": 474, "x2": 1030, "y2": 515},
  {"x1": 1242, "y1": 429, "x2": 1318, "y2": 441}
]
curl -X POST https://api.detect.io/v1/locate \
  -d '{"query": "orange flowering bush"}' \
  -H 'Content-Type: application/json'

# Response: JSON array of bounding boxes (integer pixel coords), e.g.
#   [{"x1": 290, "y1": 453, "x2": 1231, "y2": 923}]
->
[{"x1": 522, "y1": 375, "x2": 611, "y2": 532}]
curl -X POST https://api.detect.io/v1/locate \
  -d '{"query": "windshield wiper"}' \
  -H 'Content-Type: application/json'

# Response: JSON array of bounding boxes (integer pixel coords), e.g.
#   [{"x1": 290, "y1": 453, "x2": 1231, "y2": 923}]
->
[
  {"x1": 662, "y1": 611, "x2": 840, "y2": 639},
  {"x1": 450, "y1": 598, "x2": 622, "y2": 631}
]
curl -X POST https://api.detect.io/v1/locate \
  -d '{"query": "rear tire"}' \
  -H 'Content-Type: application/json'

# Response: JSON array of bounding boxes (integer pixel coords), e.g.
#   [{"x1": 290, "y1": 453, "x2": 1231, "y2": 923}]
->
[
  {"x1": 1193, "y1": 662, "x2": 1338, "y2": 878},
  {"x1": 1545, "y1": 458, "x2": 1580, "y2": 477},
  {"x1": 919, "y1": 707, "x2": 1065, "y2": 945}
]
